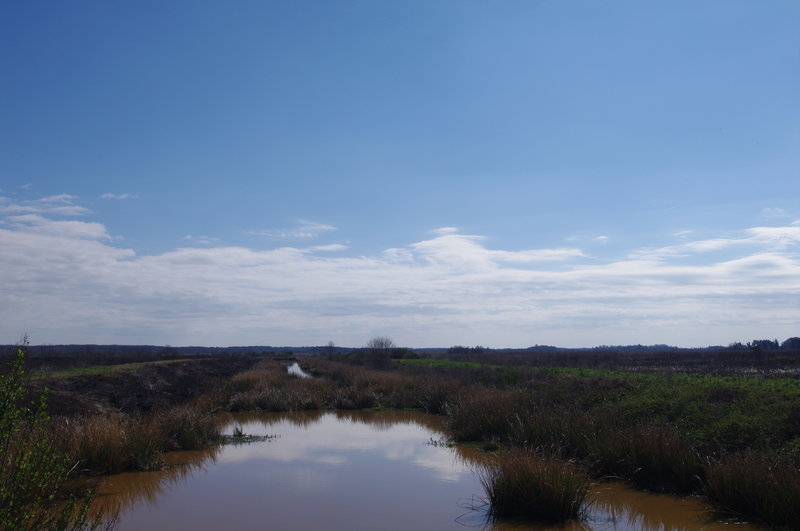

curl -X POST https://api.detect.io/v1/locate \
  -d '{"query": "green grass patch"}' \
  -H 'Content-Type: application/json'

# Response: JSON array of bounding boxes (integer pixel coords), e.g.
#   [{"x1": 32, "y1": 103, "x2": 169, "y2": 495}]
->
[
  {"x1": 32, "y1": 358, "x2": 198, "y2": 379},
  {"x1": 399, "y1": 358, "x2": 483, "y2": 369}
]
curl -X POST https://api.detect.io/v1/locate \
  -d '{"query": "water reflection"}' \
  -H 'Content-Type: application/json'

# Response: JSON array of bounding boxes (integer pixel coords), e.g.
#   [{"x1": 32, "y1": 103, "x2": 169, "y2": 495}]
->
[
  {"x1": 93, "y1": 447, "x2": 219, "y2": 516},
  {"x1": 585, "y1": 484, "x2": 750, "y2": 531},
  {"x1": 95, "y1": 411, "x2": 760, "y2": 531}
]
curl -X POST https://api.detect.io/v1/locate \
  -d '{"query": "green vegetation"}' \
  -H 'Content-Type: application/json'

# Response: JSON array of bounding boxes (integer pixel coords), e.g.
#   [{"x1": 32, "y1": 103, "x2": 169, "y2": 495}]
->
[
  {"x1": 0, "y1": 347, "x2": 110, "y2": 530},
  {"x1": 32, "y1": 359, "x2": 195, "y2": 380}
]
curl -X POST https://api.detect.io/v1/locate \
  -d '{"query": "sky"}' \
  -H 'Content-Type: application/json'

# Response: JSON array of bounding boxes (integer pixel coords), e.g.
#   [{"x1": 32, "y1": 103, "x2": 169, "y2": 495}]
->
[{"x1": 1, "y1": 0, "x2": 798, "y2": 348}]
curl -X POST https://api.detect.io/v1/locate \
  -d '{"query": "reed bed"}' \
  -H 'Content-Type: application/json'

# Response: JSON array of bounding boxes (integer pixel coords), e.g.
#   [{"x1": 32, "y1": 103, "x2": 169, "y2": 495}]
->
[{"x1": 52, "y1": 406, "x2": 221, "y2": 475}]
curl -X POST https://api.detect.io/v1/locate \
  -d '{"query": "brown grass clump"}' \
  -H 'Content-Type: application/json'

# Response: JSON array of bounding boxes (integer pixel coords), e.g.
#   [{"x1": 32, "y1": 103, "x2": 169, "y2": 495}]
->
[
  {"x1": 54, "y1": 414, "x2": 161, "y2": 474},
  {"x1": 478, "y1": 449, "x2": 592, "y2": 524},
  {"x1": 53, "y1": 406, "x2": 221, "y2": 475}
]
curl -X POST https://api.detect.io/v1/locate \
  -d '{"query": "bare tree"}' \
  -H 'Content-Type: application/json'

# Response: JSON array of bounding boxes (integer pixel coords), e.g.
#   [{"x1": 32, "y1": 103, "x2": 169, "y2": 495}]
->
[
  {"x1": 364, "y1": 336, "x2": 395, "y2": 368},
  {"x1": 366, "y1": 336, "x2": 395, "y2": 354}
]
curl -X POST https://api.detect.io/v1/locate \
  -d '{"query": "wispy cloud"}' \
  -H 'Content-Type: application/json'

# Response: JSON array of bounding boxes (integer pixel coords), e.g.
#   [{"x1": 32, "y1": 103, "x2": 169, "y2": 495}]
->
[
  {"x1": 631, "y1": 224, "x2": 800, "y2": 259},
  {"x1": 1, "y1": 202, "x2": 798, "y2": 348},
  {"x1": 310, "y1": 244, "x2": 348, "y2": 252},
  {"x1": 101, "y1": 193, "x2": 139, "y2": 200},
  {"x1": 184, "y1": 234, "x2": 220, "y2": 245},
  {"x1": 39, "y1": 194, "x2": 77, "y2": 204},
  {"x1": 761, "y1": 207, "x2": 793, "y2": 220},
  {"x1": 246, "y1": 220, "x2": 337, "y2": 240},
  {"x1": 8, "y1": 214, "x2": 110, "y2": 240},
  {"x1": 0, "y1": 194, "x2": 89, "y2": 216}
]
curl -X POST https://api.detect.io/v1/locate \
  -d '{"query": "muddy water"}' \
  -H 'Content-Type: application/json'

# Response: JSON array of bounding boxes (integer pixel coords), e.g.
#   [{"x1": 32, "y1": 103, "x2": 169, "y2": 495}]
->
[{"x1": 95, "y1": 411, "x2": 759, "y2": 531}]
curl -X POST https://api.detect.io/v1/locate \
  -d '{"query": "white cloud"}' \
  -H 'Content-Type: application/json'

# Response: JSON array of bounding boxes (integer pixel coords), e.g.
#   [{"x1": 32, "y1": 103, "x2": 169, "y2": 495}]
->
[
  {"x1": 762, "y1": 207, "x2": 790, "y2": 219},
  {"x1": 101, "y1": 193, "x2": 139, "y2": 200},
  {"x1": 0, "y1": 194, "x2": 89, "y2": 216},
  {"x1": 1, "y1": 203, "x2": 798, "y2": 348},
  {"x1": 310, "y1": 244, "x2": 348, "y2": 252},
  {"x1": 246, "y1": 220, "x2": 337, "y2": 240},
  {"x1": 38, "y1": 194, "x2": 77, "y2": 204},
  {"x1": 184, "y1": 235, "x2": 221, "y2": 245},
  {"x1": 745, "y1": 226, "x2": 800, "y2": 249},
  {"x1": 632, "y1": 225, "x2": 800, "y2": 259},
  {"x1": 593, "y1": 235, "x2": 609, "y2": 243},
  {"x1": 8, "y1": 214, "x2": 111, "y2": 240}
]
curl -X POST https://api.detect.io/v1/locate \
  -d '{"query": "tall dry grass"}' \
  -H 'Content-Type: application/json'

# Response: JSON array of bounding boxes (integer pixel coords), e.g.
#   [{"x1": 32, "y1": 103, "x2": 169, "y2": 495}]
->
[
  {"x1": 478, "y1": 449, "x2": 592, "y2": 524},
  {"x1": 53, "y1": 406, "x2": 221, "y2": 475}
]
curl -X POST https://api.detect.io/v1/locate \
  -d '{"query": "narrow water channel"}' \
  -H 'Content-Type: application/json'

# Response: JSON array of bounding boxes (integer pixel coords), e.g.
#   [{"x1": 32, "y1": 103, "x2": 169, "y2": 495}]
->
[
  {"x1": 94, "y1": 411, "x2": 759, "y2": 530},
  {"x1": 286, "y1": 362, "x2": 311, "y2": 378}
]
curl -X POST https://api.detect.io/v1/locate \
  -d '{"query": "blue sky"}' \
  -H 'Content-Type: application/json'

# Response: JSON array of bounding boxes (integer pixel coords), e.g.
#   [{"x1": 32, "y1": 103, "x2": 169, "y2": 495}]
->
[{"x1": 1, "y1": 1, "x2": 798, "y2": 348}]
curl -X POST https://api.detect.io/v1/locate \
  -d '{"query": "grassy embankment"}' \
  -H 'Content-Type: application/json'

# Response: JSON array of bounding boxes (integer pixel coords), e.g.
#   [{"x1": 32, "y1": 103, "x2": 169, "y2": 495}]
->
[{"x1": 25, "y1": 355, "x2": 263, "y2": 476}]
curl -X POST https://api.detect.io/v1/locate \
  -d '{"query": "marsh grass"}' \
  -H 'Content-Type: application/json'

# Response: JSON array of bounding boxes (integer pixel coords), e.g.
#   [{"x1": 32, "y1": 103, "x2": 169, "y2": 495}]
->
[
  {"x1": 704, "y1": 451, "x2": 800, "y2": 527},
  {"x1": 478, "y1": 449, "x2": 592, "y2": 524},
  {"x1": 625, "y1": 424, "x2": 702, "y2": 493},
  {"x1": 54, "y1": 406, "x2": 221, "y2": 475},
  {"x1": 55, "y1": 414, "x2": 162, "y2": 474},
  {"x1": 153, "y1": 406, "x2": 220, "y2": 451},
  {"x1": 446, "y1": 389, "x2": 523, "y2": 443}
]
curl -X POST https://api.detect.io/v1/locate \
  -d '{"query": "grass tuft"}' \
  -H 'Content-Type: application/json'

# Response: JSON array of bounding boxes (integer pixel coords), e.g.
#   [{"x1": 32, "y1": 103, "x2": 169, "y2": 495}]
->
[{"x1": 478, "y1": 449, "x2": 592, "y2": 524}]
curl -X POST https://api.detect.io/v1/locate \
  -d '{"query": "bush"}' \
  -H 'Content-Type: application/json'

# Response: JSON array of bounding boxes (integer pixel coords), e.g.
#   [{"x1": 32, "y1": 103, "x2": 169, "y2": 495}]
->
[{"x1": 0, "y1": 347, "x2": 111, "y2": 530}]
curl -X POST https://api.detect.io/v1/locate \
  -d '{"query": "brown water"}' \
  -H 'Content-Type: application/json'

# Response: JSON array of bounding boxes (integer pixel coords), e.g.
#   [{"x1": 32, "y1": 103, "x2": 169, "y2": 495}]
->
[{"x1": 94, "y1": 411, "x2": 760, "y2": 530}]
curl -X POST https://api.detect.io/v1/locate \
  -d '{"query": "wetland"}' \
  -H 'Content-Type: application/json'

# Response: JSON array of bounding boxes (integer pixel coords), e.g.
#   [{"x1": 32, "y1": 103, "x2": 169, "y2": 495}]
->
[{"x1": 4, "y1": 343, "x2": 800, "y2": 529}]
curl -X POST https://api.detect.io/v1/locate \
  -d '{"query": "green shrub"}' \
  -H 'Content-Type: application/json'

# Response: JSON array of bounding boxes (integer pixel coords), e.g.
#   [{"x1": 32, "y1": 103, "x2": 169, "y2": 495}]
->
[{"x1": 0, "y1": 347, "x2": 111, "y2": 530}]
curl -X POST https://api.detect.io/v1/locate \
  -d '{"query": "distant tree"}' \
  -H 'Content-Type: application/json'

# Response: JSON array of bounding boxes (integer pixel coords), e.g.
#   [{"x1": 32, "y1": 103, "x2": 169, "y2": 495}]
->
[
  {"x1": 366, "y1": 336, "x2": 394, "y2": 355},
  {"x1": 781, "y1": 337, "x2": 800, "y2": 349},
  {"x1": 748, "y1": 339, "x2": 779, "y2": 350},
  {"x1": 324, "y1": 341, "x2": 337, "y2": 358},
  {"x1": 364, "y1": 337, "x2": 394, "y2": 368}
]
